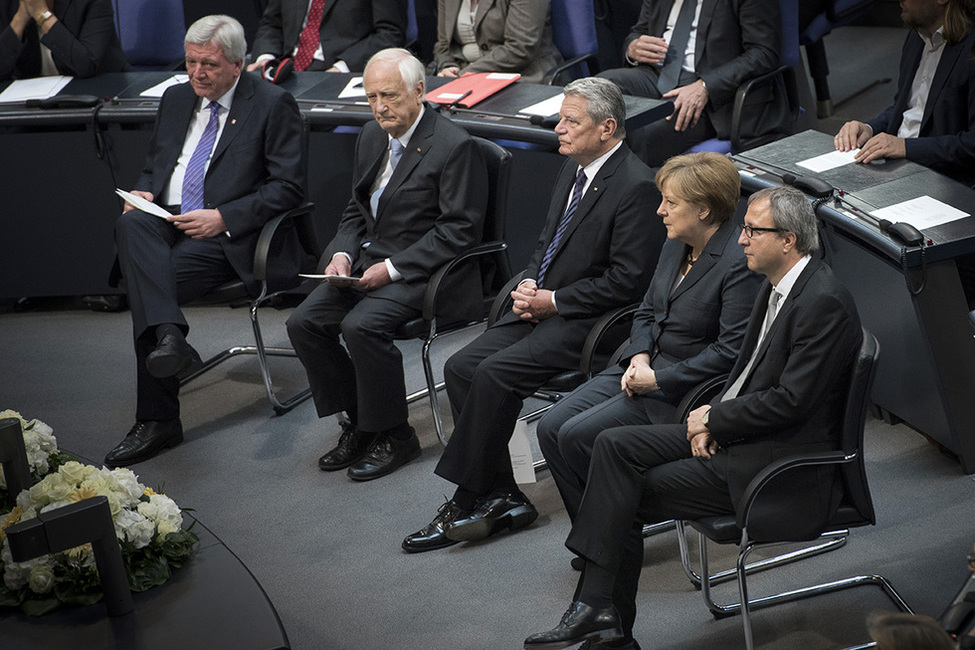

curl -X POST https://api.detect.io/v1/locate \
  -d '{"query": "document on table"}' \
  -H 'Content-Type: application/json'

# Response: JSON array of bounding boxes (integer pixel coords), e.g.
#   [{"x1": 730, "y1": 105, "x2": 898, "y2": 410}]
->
[
  {"x1": 115, "y1": 189, "x2": 173, "y2": 219},
  {"x1": 872, "y1": 195, "x2": 969, "y2": 230},
  {"x1": 0, "y1": 76, "x2": 72, "y2": 103},
  {"x1": 140, "y1": 75, "x2": 188, "y2": 98},
  {"x1": 519, "y1": 93, "x2": 564, "y2": 117},
  {"x1": 338, "y1": 76, "x2": 365, "y2": 99},
  {"x1": 796, "y1": 148, "x2": 860, "y2": 173}
]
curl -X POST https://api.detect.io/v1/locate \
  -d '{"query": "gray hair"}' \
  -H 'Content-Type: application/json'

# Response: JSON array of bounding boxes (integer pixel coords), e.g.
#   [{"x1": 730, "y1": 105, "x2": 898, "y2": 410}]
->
[
  {"x1": 185, "y1": 15, "x2": 246, "y2": 63},
  {"x1": 749, "y1": 186, "x2": 820, "y2": 254},
  {"x1": 365, "y1": 48, "x2": 425, "y2": 90},
  {"x1": 563, "y1": 77, "x2": 626, "y2": 139}
]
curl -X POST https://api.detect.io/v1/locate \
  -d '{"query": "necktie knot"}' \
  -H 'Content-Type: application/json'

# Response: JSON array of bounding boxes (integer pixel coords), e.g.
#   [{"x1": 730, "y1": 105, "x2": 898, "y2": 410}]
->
[{"x1": 389, "y1": 138, "x2": 404, "y2": 169}]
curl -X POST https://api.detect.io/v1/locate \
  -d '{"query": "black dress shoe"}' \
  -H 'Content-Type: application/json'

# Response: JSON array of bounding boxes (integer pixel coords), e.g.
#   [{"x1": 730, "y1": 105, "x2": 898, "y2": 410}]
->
[
  {"x1": 524, "y1": 601, "x2": 622, "y2": 649},
  {"x1": 318, "y1": 422, "x2": 377, "y2": 471},
  {"x1": 445, "y1": 489, "x2": 538, "y2": 542},
  {"x1": 104, "y1": 420, "x2": 183, "y2": 468},
  {"x1": 146, "y1": 333, "x2": 201, "y2": 379},
  {"x1": 346, "y1": 428, "x2": 421, "y2": 481},
  {"x1": 577, "y1": 636, "x2": 642, "y2": 650},
  {"x1": 402, "y1": 500, "x2": 469, "y2": 553}
]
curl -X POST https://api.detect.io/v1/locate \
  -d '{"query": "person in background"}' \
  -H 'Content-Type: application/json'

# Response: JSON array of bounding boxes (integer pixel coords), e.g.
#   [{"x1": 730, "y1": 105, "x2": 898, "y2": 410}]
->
[
  {"x1": 0, "y1": 0, "x2": 128, "y2": 80},
  {"x1": 867, "y1": 612, "x2": 955, "y2": 650},
  {"x1": 433, "y1": 0, "x2": 562, "y2": 83}
]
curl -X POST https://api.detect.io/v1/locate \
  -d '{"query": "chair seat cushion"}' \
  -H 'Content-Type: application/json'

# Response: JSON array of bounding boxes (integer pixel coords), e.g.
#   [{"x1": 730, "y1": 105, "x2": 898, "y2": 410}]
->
[
  {"x1": 688, "y1": 516, "x2": 741, "y2": 544},
  {"x1": 543, "y1": 370, "x2": 586, "y2": 393}
]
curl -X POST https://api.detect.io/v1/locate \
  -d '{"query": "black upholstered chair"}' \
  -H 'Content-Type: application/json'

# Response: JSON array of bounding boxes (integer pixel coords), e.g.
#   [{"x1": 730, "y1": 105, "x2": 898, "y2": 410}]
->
[{"x1": 680, "y1": 329, "x2": 913, "y2": 649}]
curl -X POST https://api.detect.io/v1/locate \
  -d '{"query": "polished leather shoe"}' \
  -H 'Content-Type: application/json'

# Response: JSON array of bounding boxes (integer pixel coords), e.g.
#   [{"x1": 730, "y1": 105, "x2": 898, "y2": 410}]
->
[
  {"x1": 577, "y1": 636, "x2": 642, "y2": 650},
  {"x1": 346, "y1": 429, "x2": 421, "y2": 481},
  {"x1": 524, "y1": 601, "x2": 622, "y2": 649},
  {"x1": 402, "y1": 500, "x2": 469, "y2": 553},
  {"x1": 146, "y1": 333, "x2": 201, "y2": 379},
  {"x1": 445, "y1": 489, "x2": 538, "y2": 542},
  {"x1": 318, "y1": 422, "x2": 377, "y2": 471},
  {"x1": 104, "y1": 420, "x2": 183, "y2": 467}
]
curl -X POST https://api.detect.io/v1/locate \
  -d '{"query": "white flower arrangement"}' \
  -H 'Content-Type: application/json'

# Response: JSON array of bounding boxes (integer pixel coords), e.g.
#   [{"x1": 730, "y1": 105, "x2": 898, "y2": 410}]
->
[{"x1": 0, "y1": 412, "x2": 198, "y2": 616}]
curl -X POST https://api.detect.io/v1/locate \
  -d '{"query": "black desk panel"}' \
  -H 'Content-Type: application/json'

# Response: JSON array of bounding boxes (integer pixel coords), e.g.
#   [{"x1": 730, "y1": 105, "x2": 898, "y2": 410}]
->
[{"x1": 737, "y1": 130, "x2": 975, "y2": 472}]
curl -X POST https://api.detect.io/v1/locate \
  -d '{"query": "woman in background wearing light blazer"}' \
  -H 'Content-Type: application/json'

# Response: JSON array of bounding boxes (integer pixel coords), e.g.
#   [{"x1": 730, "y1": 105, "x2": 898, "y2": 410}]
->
[{"x1": 432, "y1": 0, "x2": 561, "y2": 83}]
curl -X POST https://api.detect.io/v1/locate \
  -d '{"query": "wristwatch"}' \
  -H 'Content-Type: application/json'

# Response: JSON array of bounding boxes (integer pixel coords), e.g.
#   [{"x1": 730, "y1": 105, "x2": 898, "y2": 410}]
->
[
  {"x1": 37, "y1": 10, "x2": 54, "y2": 26},
  {"x1": 701, "y1": 408, "x2": 711, "y2": 427}
]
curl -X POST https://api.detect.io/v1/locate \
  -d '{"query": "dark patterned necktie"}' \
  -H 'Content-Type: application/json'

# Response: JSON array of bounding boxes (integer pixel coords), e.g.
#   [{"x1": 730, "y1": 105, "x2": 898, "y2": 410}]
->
[
  {"x1": 657, "y1": 0, "x2": 697, "y2": 93},
  {"x1": 294, "y1": 0, "x2": 326, "y2": 71},
  {"x1": 537, "y1": 167, "x2": 587, "y2": 287}
]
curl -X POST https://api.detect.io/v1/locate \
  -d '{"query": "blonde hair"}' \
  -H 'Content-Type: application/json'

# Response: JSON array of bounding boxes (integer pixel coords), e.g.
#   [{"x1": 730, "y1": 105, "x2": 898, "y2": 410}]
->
[{"x1": 655, "y1": 152, "x2": 740, "y2": 225}]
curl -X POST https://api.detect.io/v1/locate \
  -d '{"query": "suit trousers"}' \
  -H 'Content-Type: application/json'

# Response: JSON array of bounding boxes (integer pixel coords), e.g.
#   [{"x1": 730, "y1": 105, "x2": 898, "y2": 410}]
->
[
  {"x1": 434, "y1": 319, "x2": 575, "y2": 494},
  {"x1": 115, "y1": 209, "x2": 238, "y2": 421},
  {"x1": 566, "y1": 423, "x2": 735, "y2": 636},
  {"x1": 598, "y1": 66, "x2": 717, "y2": 167},
  {"x1": 286, "y1": 281, "x2": 420, "y2": 433},
  {"x1": 537, "y1": 366, "x2": 677, "y2": 521}
]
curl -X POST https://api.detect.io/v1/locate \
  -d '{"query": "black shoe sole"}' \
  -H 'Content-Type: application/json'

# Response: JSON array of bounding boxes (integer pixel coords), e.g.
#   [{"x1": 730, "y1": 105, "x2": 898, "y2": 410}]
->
[
  {"x1": 524, "y1": 627, "x2": 624, "y2": 649},
  {"x1": 446, "y1": 504, "x2": 538, "y2": 542},
  {"x1": 401, "y1": 536, "x2": 460, "y2": 553},
  {"x1": 146, "y1": 351, "x2": 195, "y2": 379},
  {"x1": 318, "y1": 453, "x2": 366, "y2": 472}
]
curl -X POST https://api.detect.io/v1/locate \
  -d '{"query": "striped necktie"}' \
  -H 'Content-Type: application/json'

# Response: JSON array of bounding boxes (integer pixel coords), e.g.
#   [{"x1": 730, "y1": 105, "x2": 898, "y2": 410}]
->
[
  {"x1": 180, "y1": 101, "x2": 221, "y2": 213},
  {"x1": 537, "y1": 167, "x2": 587, "y2": 287}
]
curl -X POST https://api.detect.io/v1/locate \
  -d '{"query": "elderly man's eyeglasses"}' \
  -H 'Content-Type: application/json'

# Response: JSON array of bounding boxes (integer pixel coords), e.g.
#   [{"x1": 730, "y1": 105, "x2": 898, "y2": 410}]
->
[{"x1": 742, "y1": 225, "x2": 784, "y2": 239}]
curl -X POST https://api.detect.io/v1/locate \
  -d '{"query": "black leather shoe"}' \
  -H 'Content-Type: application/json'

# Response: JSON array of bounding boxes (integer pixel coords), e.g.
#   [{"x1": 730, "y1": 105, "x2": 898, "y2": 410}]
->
[
  {"x1": 318, "y1": 422, "x2": 377, "y2": 471},
  {"x1": 146, "y1": 333, "x2": 201, "y2": 379},
  {"x1": 577, "y1": 636, "x2": 642, "y2": 650},
  {"x1": 524, "y1": 601, "x2": 622, "y2": 649},
  {"x1": 346, "y1": 429, "x2": 421, "y2": 481},
  {"x1": 402, "y1": 500, "x2": 469, "y2": 553},
  {"x1": 104, "y1": 420, "x2": 183, "y2": 468},
  {"x1": 445, "y1": 489, "x2": 538, "y2": 542}
]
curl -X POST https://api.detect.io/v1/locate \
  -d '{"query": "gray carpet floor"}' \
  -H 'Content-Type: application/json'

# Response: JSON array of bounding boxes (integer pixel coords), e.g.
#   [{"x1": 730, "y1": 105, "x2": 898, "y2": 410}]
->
[{"x1": 3, "y1": 23, "x2": 975, "y2": 650}]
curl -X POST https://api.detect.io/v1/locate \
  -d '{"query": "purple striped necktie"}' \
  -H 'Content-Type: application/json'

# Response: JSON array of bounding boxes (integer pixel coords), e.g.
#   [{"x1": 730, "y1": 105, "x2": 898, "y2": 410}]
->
[
  {"x1": 537, "y1": 167, "x2": 587, "y2": 287},
  {"x1": 181, "y1": 101, "x2": 221, "y2": 213}
]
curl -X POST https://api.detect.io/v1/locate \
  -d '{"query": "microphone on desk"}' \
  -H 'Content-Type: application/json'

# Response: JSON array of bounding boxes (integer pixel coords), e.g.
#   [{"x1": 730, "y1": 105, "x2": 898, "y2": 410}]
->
[
  {"x1": 25, "y1": 94, "x2": 101, "y2": 109},
  {"x1": 528, "y1": 113, "x2": 560, "y2": 128},
  {"x1": 441, "y1": 89, "x2": 473, "y2": 112},
  {"x1": 781, "y1": 172, "x2": 834, "y2": 199}
]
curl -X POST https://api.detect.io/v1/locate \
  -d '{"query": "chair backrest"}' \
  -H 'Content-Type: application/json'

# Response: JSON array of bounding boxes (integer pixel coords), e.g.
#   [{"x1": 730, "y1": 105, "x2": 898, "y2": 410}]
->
[
  {"x1": 801, "y1": 0, "x2": 875, "y2": 43},
  {"x1": 835, "y1": 328, "x2": 881, "y2": 526},
  {"x1": 779, "y1": 0, "x2": 800, "y2": 69},
  {"x1": 549, "y1": 0, "x2": 599, "y2": 80},
  {"x1": 114, "y1": 0, "x2": 186, "y2": 70},
  {"x1": 471, "y1": 136, "x2": 514, "y2": 292}
]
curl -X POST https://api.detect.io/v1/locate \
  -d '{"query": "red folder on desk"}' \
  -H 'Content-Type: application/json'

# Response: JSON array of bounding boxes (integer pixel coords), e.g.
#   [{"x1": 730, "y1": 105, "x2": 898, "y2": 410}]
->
[{"x1": 426, "y1": 72, "x2": 521, "y2": 108}]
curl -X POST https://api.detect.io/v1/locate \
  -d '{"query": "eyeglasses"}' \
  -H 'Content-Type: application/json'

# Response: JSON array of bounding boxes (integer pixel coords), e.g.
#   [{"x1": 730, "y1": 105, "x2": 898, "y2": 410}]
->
[{"x1": 742, "y1": 225, "x2": 785, "y2": 239}]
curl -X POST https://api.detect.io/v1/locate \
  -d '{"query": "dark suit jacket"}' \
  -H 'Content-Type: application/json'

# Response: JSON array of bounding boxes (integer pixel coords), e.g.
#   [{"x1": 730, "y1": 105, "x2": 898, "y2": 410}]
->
[
  {"x1": 707, "y1": 256, "x2": 862, "y2": 514},
  {"x1": 433, "y1": 0, "x2": 562, "y2": 83},
  {"x1": 326, "y1": 106, "x2": 487, "y2": 312},
  {"x1": 621, "y1": 219, "x2": 760, "y2": 405},
  {"x1": 494, "y1": 144, "x2": 664, "y2": 369},
  {"x1": 252, "y1": 0, "x2": 407, "y2": 71},
  {"x1": 867, "y1": 28, "x2": 975, "y2": 186},
  {"x1": 0, "y1": 0, "x2": 128, "y2": 80},
  {"x1": 623, "y1": 0, "x2": 786, "y2": 139},
  {"x1": 134, "y1": 71, "x2": 305, "y2": 291}
]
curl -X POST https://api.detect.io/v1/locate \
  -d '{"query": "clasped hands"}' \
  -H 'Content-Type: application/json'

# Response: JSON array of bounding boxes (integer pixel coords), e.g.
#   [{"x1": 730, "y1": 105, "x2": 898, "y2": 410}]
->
[
  {"x1": 511, "y1": 280, "x2": 556, "y2": 322},
  {"x1": 123, "y1": 190, "x2": 227, "y2": 239},
  {"x1": 834, "y1": 120, "x2": 906, "y2": 163},
  {"x1": 627, "y1": 35, "x2": 709, "y2": 132},
  {"x1": 621, "y1": 353, "x2": 658, "y2": 396}
]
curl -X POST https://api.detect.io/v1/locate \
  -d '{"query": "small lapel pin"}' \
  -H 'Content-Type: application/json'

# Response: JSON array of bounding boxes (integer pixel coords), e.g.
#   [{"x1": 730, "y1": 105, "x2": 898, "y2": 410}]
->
[{"x1": 231, "y1": 118, "x2": 237, "y2": 125}]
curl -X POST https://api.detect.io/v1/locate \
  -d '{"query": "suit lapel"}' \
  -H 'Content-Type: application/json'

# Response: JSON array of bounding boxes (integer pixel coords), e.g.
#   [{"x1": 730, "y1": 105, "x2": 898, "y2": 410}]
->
[
  {"x1": 473, "y1": 0, "x2": 497, "y2": 32},
  {"x1": 670, "y1": 219, "x2": 733, "y2": 302},
  {"x1": 895, "y1": 33, "x2": 925, "y2": 120},
  {"x1": 210, "y1": 74, "x2": 254, "y2": 165},
  {"x1": 746, "y1": 257, "x2": 821, "y2": 373},
  {"x1": 650, "y1": 0, "x2": 677, "y2": 35},
  {"x1": 374, "y1": 108, "x2": 436, "y2": 220},
  {"x1": 694, "y1": 0, "x2": 717, "y2": 67},
  {"x1": 921, "y1": 38, "x2": 964, "y2": 131},
  {"x1": 654, "y1": 240, "x2": 686, "y2": 325},
  {"x1": 547, "y1": 145, "x2": 627, "y2": 262}
]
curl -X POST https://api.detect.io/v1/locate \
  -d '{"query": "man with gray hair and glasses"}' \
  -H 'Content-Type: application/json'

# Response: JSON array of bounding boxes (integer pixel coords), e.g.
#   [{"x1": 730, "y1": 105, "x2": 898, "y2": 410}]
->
[
  {"x1": 526, "y1": 185, "x2": 863, "y2": 650},
  {"x1": 404, "y1": 76, "x2": 663, "y2": 554},
  {"x1": 105, "y1": 15, "x2": 304, "y2": 468}
]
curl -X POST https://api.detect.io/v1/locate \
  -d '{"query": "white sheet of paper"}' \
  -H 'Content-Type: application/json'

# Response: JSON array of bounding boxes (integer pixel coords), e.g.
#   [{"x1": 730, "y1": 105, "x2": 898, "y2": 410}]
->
[
  {"x1": 872, "y1": 195, "x2": 969, "y2": 230},
  {"x1": 140, "y1": 75, "x2": 188, "y2": 98},
  {"x1": 796, "y1": 148, "x2": 859, "y2": 173},
  {"x1": 519, "y1": 93, "x2": 564, "y2": 117},
  {"x1": 115, "y1": 189, "x2": 173, "y2": 219},
  {"x1": 509, "y1": 419, "x2": 537, "y2": 484},
  {"x1": 486, "y1": 73, "x2": 520, "y2": 80},
  {"x1": 0, "y1": 76, "x2": 72, "y2": 103},
  {"x1": 338, "y1": 76, "x2": 365, "y2": 99}
]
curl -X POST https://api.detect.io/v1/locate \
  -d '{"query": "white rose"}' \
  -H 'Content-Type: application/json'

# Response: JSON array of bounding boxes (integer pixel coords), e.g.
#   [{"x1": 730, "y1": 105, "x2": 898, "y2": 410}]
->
[
  {"x1": 109, "y1": 468, "x2": 145, "y2": 504},
  {"x1": 58, "y1": 461, "x2": 90, "y2": 485},
  {"x1": 27, "y1": 563, "x2": 56, "y2": 594},
  {"x1": 114, "y1": 509, "x2": 154, "y2": 549},
  {"x1": 155, "y1": 520, "x2": 178, "y2": 542}
]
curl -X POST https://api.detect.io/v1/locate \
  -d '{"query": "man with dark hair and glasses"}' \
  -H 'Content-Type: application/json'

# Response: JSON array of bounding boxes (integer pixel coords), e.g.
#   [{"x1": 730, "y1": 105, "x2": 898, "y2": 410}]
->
[{"x1": 526, "y1": 185, "x2": 863, "y2": 649}]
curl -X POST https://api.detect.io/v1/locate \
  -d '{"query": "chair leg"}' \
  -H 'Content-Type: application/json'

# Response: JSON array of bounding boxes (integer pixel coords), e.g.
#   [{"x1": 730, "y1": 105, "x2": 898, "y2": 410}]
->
[
  {"x1": 697, "y1": 532, "x2": 913, "y2": 649},
  {"x1": 419, "y1": 333, "x2": 449, "y2": 447}
]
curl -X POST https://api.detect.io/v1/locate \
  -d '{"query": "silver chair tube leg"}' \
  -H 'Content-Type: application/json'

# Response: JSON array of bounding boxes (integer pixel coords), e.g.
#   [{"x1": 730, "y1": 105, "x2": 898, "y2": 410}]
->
[{"x1": 738, "y1": 536, "x2": 756, "y2": 650}]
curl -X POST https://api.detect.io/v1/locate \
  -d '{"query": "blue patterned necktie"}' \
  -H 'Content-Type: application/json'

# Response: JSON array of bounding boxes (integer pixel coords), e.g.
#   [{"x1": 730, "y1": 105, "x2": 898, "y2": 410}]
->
[
  {"x1": 370, "y1": 138, "x2": 404, "y2": 217},
  {"x1": 537, "y1": 167, "x2": 587, "y2": 287},
  {"x1": 181, "y1": 101, "x2": 221, "y2": 213},
  {"x1": 657, "y1": 0, "x2": 697, "y2": 94}
]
